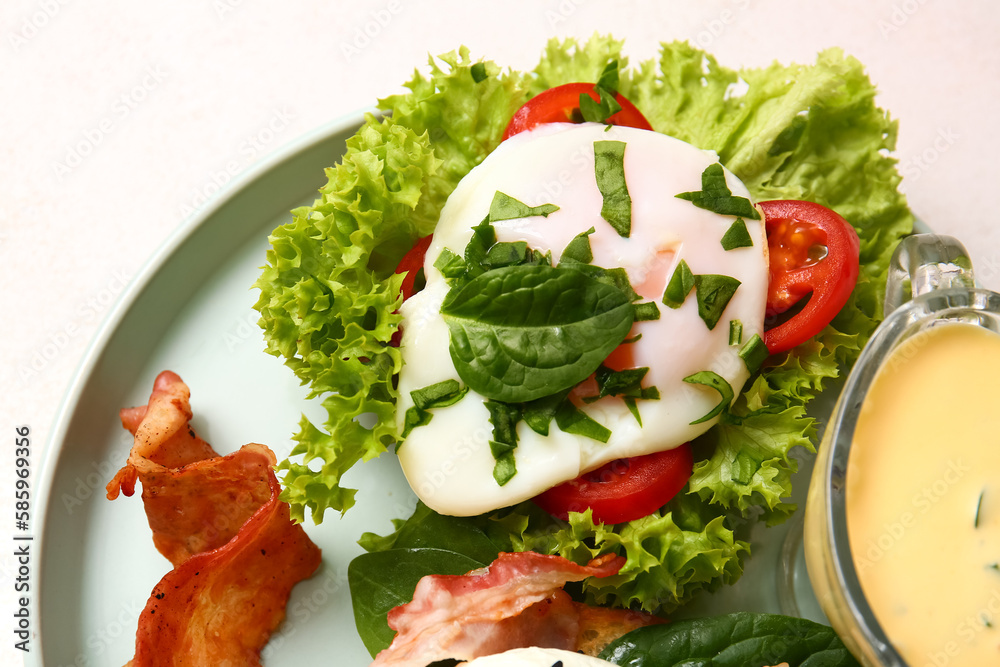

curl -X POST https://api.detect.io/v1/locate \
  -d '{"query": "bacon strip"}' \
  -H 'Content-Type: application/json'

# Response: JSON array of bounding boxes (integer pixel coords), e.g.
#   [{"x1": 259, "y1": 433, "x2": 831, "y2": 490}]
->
[
  {"x1": 108, "y1": 371, "x2": 321, "y2": 666},
  {"x1": 130, "y1": 473, "x2": 319, "y2": 666},
  {"x1": 372, "y1": 551, "x2": 661, "y2": 666}
]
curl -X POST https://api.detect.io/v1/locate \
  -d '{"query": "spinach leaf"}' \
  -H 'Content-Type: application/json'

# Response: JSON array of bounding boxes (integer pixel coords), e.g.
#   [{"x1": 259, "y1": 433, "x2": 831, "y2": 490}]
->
[
  {"x1": 348, "y1": 548, "x2": 486, "y2": 657},
  {"x1": 351, "y1": 503, "x2": 512, "y2": 657},
  {"x1": 358, "y1": 501, "x2": 509, "y2": 560},
  {"x1": 599, "y1": 612, "x2": 861, "y2": 667},
  {"x1": 441, "y1": 264, "x2": 634, "y2": 402}
]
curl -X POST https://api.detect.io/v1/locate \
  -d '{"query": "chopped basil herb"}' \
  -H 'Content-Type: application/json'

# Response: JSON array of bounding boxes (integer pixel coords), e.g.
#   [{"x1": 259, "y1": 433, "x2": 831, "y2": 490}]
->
[
  {"x1": 729, "y1": 319, "x2": 743, "y2": 345},
  {"x1": 683, "y1": 370, "x2": 734, "y2": 424},
  {"x1": 486, "y1": 241, "x2": 529, "y2": 268},
  {"x1": 555, "y1": 399, "x2": 611, "y2": 442},
  {"x1": 580, "y1": 87, "x2": 622, "y2": 124},
  {"x1": 633, "y1": 301, "x2": 660, "y2": 321},
  {"x1": 989, "y1": 563, "x2": 1000, "y2": 571},
  {"x1": 738, "y1": 333, "x2": 769, "y2": 373},
  {"x1": 594, "y1": 140, "x2": 632, "y2": 237},
  {"x1": 694, "y1": 274, "x2": 741, "y2": 330},
  {"x1": 464, "y1": 218, "x2": 497, "y2": 279},
  {"x1": 489, "y1": 191, "x2": 559, "y2": 222},
  {"x1": 411, "y1": 379, "x2": 469, "y2": 410},
  {"x1": 579, "y1": 61, "x2": 622, "y2": 123},
  {"x1": 582, "y1": 365, "x2": 660, "y2": 425},
  {"x1": 559, "y1": 227, "x2": 596, "y2": 265},
  {"x1": 400, "y1": 406, "x2": 432, "y2": 439},
  {"x1": 401, "y1": 380, "x2": 470, "y2": 440},
  {"x1": 596, "y1": 59, "x2": 620, "y2": 93},
  {"x1": 470, "y1": 62, "x2": 488, "y2": 83},
  {"x1": 434, "y1": 247, "x2": 467, "y2": 279},
  {"x1": 485, "y1": 400, "x2": 520, "y2": 486},
  {"x1": 720, "y1": 218, "x2": 754, "y2": 250},
  {"x1": 593, "y1": 365, "x2": 650, "y2": 399},
  {"x1": 676, "y1": 163, "x2": 760, "y2": 220},
  {"x1": 489, "y1": 440, "x2": 517, "y2": 485},
  {"x1": 662, "y1": 259, "x2": 695, "y2": 309},
  {"x1": 976, "y1": 489, "x2": 986, "y2": 528},
  {"x1": 521, "y1": 391, "x2": 568, "y2": 436}
]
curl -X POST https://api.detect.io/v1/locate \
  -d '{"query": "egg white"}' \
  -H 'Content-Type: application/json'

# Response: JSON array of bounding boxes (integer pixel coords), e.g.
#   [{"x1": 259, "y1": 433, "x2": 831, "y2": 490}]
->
[
  {"x1": 396, "y1": 123, "x2": 767, "y2": 517},
  {"x1": 462, "y1": 647, "x2": 614, "y2": 666}
]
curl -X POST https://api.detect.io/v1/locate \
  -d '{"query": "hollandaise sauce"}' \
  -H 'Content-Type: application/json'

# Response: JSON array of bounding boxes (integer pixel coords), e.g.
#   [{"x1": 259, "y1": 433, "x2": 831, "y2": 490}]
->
[{"x1": 847, "y1": 322, "x2": 1000, "y2": 665}]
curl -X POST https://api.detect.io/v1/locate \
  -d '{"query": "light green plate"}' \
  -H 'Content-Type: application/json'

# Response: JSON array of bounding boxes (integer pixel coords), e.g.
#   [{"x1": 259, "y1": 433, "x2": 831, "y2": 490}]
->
[{"x1": 32, "y1": 111, "x2": 827, "y2": 667}]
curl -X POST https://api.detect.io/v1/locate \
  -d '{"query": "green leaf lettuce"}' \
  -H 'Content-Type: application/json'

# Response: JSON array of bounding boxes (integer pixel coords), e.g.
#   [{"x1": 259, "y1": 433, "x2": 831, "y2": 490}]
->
[{"x1": 255, "y1": 36, "x2": 912, "y2": 610}]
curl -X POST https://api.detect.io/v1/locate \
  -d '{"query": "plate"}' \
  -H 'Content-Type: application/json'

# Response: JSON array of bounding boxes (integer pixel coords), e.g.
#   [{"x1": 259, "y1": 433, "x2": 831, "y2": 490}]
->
[{"x1": 32, "y1": 111, "x2": 827, "y2": 667}]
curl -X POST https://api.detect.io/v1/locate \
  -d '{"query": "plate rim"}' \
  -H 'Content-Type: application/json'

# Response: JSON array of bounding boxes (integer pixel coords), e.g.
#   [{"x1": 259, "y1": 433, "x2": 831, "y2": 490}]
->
[{"x1": 28, "y1": 106, "x2": 374, "y2": 667}]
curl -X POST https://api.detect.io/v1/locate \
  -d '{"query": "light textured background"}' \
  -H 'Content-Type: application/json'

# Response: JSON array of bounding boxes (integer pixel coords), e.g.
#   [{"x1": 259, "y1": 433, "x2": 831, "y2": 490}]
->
[{"x1": 3, "y1": 1, "x2": 999, "y2": 665}]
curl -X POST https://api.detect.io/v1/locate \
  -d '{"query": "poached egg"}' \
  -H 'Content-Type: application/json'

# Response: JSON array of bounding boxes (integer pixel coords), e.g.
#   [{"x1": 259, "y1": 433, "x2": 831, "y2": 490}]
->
[{"x1": 396, "y1": 122, "x2": 767, "y2": 517}]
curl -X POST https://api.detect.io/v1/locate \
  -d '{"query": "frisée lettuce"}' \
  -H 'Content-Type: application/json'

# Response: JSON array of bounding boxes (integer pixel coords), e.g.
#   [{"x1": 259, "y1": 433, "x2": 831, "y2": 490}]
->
[{"x1": 253, "y1": 35, "x2": 912, "y2": 611}]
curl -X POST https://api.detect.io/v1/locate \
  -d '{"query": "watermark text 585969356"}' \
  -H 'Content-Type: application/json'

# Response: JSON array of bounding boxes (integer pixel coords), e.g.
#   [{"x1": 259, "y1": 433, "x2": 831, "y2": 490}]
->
[{"x1": 13, "y1": 425, "x2": 33, "y2": 653}]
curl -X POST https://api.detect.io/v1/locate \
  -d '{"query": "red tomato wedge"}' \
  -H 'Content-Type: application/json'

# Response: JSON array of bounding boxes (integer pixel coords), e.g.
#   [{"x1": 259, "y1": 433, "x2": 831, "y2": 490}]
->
[
  {"x1": 532, "y1": 445, "x2": 694, "y2": 525},
  {"x1": 502, "y1": 83, "x2": 653, "y2": 141},
  {"x1": 395, "y1": 234, "x2": 433, "y2": 301},
  {"x1": 390, "y1": 234, "x2": 433, "y2": 348},
  {"x1": 759, "y1": 200, "x2": 860, "y2": 354}
]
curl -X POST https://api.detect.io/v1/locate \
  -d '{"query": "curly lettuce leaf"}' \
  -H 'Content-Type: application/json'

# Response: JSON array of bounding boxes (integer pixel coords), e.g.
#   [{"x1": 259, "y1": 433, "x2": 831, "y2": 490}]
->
[
  {"x1": 258, "y1": 36, "x2": 912, "y2": 610},
  {"x1": 254, "y1": 50, "x2": 525, "y2": 521}
]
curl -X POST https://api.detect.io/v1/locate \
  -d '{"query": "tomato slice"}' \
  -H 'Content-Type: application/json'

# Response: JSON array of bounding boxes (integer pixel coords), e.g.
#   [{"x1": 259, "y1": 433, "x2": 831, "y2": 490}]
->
[
  {"x1": 394, "y1": 234, "x2": 433, "y2": 302},
  {"x1": 532, "y1": 444, "x2": 693, "y2": 525},
  {"x1": 759, "y1": 200, "x2": 860, "y2": 354},
  {"x1": 502, "y1": 83, "x2": 653, "y2": 142},
  {"x1": 389, "y1": 235, "x2": 433, "y2": 347}
]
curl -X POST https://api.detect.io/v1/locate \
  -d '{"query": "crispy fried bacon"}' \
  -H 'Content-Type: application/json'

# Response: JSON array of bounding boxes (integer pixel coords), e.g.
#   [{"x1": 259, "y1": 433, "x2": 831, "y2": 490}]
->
[
  {"x1": 372, "y1": 551, "x2": 662, "y2": 666},
  {"x1": 108, "y1": 370, "x2": 321, "y2": 667},
  {"x1": 130, "y1": 473, "x2": 319, "y2": 666}
]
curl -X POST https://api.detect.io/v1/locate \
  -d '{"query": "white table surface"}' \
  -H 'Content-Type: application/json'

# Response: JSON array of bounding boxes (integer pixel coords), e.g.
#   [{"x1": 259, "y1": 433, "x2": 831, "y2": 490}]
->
[{"x1": 3, "y1": 1, "x2": 999, "y2": 665}]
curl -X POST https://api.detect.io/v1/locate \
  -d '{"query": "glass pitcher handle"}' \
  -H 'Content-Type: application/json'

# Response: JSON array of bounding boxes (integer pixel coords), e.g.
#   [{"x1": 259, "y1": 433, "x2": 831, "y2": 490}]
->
[{"x1": 884, "y1": 234, "x2": 976, "y2": 318}]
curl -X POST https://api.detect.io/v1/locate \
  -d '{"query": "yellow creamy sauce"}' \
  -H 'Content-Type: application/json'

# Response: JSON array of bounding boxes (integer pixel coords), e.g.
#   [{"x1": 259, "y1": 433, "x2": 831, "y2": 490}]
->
[{"x1": 847, "y1": 322, "x2": 1000, "y2": 666}]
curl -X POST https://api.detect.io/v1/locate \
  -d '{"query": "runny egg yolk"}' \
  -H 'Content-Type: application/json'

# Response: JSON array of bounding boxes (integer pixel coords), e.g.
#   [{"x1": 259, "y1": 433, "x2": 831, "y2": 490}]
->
[{"x1": 396, "y1": 123, "x2": 768, "y2": 517}]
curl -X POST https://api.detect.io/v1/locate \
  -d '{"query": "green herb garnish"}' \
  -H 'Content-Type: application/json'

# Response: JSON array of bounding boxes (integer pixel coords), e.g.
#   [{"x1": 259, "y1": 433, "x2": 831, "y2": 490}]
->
[
  {"x1": 976, "y1": 489, "x2": 986, "y2": 528},
  {"x1": 485, "y1": 400, "x2": 520, "y2": 485},
  {"x1": 694, "y1": 274, "x2": 741, "y2": 330},
  {"x1": 676, "y1": 163, "x2": 760, "y2": 219},
  {"x1": 441, "y1": 264, "x2": 634, "y2": 403},
  {"x1": 633, "y1": 301, "x2": 660, "y2": 321},
  {"x1": 738, "y1": 333, "x2": 769, "y2": 373},
  {"x1": 662, "y1": 259, "x2": 695, "y2": 309},
  {"x1": 401, "y1": 379, "x2": 470, "y2": 438},
  {"x1": 729, "y1": 319, "x2": 743, "y2": 345},
  {"x1": 555, "y1": 398, "x2": 611, "y2": 442},
  {"x1": 683, "y1": 370, "x2": 735, "y2": 424},
  {"x1": 720, "y1": 218, "x2": 754, "y2": 250},
  {"x1": 594, "y1": 140, "x2": 632, "y2": 237},
  {"x1": 579, "y1": 60, "x2": 622, "y2": 123},
  {"x1": 559, "y1": 227, "x2": 596, "y2": 265},
  {"x1": 488, "y1": 190, "x2": 559, "y2": 222},
  {"x1": 434, "y1": 247, "x2": 467, "y2": 279}
]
